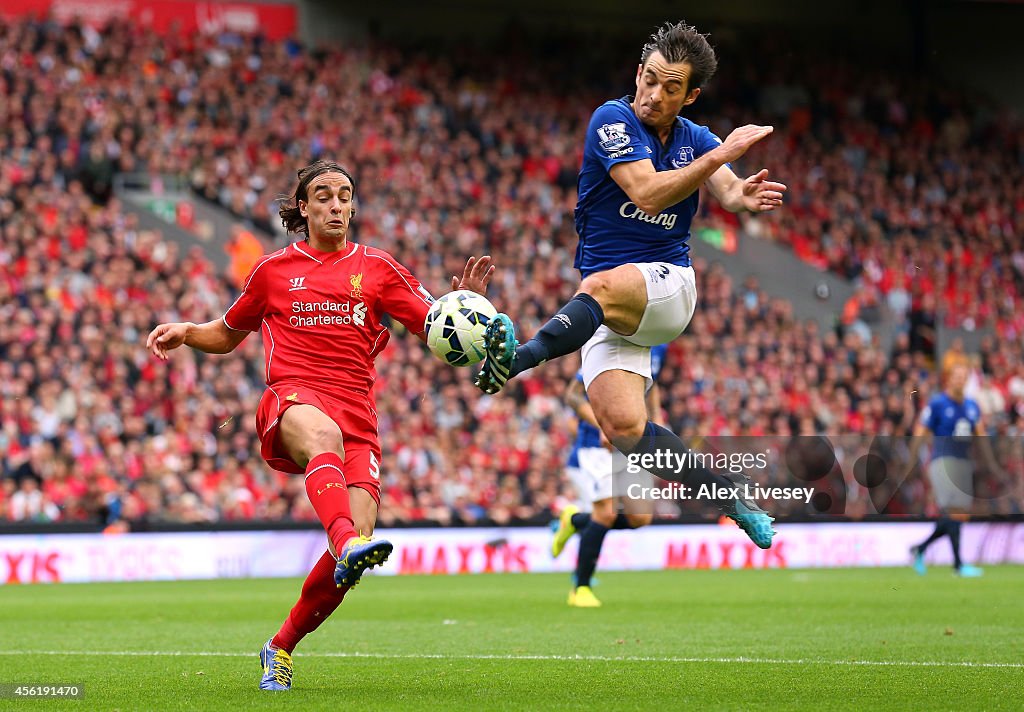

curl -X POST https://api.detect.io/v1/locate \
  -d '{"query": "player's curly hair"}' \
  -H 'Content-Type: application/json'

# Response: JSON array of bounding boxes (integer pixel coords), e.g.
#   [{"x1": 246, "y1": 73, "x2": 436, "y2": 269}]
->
[
  {"x1": 640, "y1": 21, "x2": 718, "y2": 92},
  {"x1": 278, "y1": 159, "x2": 357, "y2": 235}
]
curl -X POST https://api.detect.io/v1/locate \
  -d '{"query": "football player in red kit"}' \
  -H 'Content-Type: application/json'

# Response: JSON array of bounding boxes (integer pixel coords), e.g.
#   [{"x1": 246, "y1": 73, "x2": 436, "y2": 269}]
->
[{"x1": 146, "y1": 160, "x2": 494, "y2": 691}]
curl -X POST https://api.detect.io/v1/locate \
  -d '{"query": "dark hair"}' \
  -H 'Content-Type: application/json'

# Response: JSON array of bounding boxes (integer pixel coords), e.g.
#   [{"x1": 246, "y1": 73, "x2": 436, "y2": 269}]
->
[
  {"x1": 278, "y1": 159, "x2": 357, "y2": 235},
  {"x1": 640, "y1": 21, "x2": 718, "y2": 92}
]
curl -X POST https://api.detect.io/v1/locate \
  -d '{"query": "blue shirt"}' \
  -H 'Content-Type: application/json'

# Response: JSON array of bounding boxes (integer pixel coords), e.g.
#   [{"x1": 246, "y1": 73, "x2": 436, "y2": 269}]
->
[
  {"x1": 567, "y1": 344, "x2": 668, "y2": 466},
  {"x1": 574, "y1": 97, "x2": 724, "y2": 278},
  {"x1": 921, "y1": 393, "x2": 981, "y2": 460}
]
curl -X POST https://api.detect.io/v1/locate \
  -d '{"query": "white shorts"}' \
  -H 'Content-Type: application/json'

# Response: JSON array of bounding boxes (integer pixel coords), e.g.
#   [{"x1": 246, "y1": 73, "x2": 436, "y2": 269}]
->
[
  {"x1": 571, "y1": 447, "x2": 617, "y2": 504},
  {"x1": 568, "y1": 446, "x2": 655, "y2": 506},
  {"x1": 580, "y1": 262, "x2": 697, "y2": 389},
  {"x1": 928, "y1": 457, "x2": 974, "y2": 511}
]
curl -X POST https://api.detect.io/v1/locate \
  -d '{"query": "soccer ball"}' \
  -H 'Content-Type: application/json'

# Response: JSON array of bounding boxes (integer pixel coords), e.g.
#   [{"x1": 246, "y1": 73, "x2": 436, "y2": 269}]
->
[{"x1": 424, "y1": 290, "x2": 497, "y2": 367}]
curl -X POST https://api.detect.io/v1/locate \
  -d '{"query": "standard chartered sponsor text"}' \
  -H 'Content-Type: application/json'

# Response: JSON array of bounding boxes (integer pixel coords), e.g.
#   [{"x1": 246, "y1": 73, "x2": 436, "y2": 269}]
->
[{"x1": 290, "y1": 301, "x2": 364, "y2": 328}]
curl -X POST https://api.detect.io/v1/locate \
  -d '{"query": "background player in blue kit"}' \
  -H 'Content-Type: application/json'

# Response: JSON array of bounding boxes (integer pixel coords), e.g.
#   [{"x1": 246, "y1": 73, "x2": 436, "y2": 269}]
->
[
  {"x1": 910, "y1": 363, "x2": 1000, "y2": 577},
  {"x1": 553, "y1": 344, "x2": 668, "y2": 608},
  {"x1": 474, "y1": 21, "x2": 786, "y2": 548}
]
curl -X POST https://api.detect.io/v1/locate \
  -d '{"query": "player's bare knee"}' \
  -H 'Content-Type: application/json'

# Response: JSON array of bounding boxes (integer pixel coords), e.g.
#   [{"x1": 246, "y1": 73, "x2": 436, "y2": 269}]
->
[
  {"x1": 578, "y1": 272, "x2": 613, "y2": 308},
  {"x1": 598, "y1": 414, "x2": 646, "y2": 452},
  {"x1": 582, "y1": 266, "x2": 647, "y2": 334}
]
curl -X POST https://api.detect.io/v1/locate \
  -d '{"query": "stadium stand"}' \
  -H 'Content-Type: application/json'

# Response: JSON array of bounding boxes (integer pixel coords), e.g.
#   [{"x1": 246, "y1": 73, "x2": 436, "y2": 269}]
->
[{"x1": 1, "y1": 17, "x2": 1021, "y2": 525}]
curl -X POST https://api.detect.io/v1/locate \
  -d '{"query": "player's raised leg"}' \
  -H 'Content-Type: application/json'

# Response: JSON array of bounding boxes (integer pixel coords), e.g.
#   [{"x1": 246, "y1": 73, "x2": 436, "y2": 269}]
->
[
  {"x1": 475, "y1": 264, "x2": 646, "y2": 394},
  {"x1": 277, "y1": 404, "x2": 392, "y2": 587},
  {"x1": 588, "y1": 369, "x2": 775, "y2": 549}
]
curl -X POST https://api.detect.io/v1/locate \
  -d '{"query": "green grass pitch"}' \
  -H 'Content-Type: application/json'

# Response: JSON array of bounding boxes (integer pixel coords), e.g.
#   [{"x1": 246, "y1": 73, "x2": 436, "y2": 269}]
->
[{"x1": 1, "y1": 567, "x2": 1022, "y2": 711}]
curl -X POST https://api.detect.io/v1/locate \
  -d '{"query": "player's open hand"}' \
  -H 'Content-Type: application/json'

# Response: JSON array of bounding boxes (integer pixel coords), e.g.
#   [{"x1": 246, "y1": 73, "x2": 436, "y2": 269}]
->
[
  {"x1": 717, "y1": 124, "x2": 774, "y2": 163},
  {"x1": 741, "y1": 169, "x2": 787, "y2": 213},
  {"x1": 452, "y1": 255, "x2": 496, "y2": 295},
  {"x1": 146, "y1": 322, "x2": 190, "y2": 361}
]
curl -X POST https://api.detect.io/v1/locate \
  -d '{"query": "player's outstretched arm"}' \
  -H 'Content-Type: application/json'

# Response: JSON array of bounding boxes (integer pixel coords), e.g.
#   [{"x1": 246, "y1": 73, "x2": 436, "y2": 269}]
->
[
  {"x1": 610, "y1": 124, "x2": 774, "y2": 215},
  {"x1": 449, "y1": 255, "x2": 495, "y2": 295},
  {"x1": 705, "y1": 166, "x2": 787, "y2": 214},
  {"x1": 147, "y1": 319, "x2": 248, "y2": 360}
]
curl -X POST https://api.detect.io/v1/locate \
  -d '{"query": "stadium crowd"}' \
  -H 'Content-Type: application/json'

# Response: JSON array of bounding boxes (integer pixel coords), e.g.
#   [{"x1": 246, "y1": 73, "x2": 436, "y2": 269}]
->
[
  {"x1": 702, "y1": 54, "x2": 1024, "y2": 339},
  {"x1": 1, "y1": 17, "x2": 1021, "y2": 526}
]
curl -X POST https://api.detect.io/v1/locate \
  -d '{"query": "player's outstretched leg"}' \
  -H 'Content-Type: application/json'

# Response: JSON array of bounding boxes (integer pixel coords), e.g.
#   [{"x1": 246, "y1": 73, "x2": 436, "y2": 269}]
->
[
  {"x1": 259, "y1": 639, "x2": 294, "y2": 691},
  {"x1": 474, "y1": 293, "x2": 605, "y2": 394},
  {"x1": 334, "y1": 534, "x2": 393, "y2": 587},
  {"x1": 474, "y1": 314, "x2": 518, "y2": 394},
  {"x1": 624, "y1": 423, "x2": 776, "y2": 549}
]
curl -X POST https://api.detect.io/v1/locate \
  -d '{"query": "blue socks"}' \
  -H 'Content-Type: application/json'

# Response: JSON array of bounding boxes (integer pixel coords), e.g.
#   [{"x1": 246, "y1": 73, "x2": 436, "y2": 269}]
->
[
  {"x1": 626, "y1": 422, "x2": 736, "y2": 502},
  {"x1": 574, "y1": 521, "x2": 609, "y2": 588},
  {"x1": 510, "y1": 293, "x2": 604, "y2": 377}
]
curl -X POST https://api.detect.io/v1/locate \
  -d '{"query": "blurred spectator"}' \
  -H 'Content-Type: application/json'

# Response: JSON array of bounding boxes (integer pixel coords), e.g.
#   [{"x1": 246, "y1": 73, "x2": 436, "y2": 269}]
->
[
  {"x1": 225, "y1": 225, "x2": 265, "y2": 288},
  {"x1": 908, "y1": 294, "x2": 938, "y2": 362},
  {"x1": 0, "y1": 17, "x2": 1020, "y2": 526},
  {"x1": 9, "y1": 478, "x2": 60, "y2": 522}
]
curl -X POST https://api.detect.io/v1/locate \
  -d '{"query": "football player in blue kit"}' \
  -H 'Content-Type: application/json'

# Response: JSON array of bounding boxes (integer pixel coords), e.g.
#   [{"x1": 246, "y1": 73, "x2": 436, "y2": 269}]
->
[
  {"x1": 553, "y1": 344, "x2": 668, "y2": 607},
  {"x1": 475, "y1": 21, "x2": 786, "y2": 548},
  {"x1": 910, "y1": 363, "x2": 997, "y2": 577}
]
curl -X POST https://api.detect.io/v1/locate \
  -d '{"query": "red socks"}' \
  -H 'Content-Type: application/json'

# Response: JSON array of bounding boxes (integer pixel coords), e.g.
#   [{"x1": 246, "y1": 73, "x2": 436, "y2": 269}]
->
[
  {"x1": 304, "y1": 453, "x2": 357, "y2": 554},
  {"x1": 272, "y1": 454, "x2": 358, "y2": 653},
  {"x1": 272, "y1": 550, "x2": 350, "y2": 653}
]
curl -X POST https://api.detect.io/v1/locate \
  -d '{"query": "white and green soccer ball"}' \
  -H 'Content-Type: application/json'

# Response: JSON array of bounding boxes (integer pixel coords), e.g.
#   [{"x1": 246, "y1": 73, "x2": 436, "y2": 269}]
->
[{"x1": 424, "y1": 290, "x2": 498, "y2": 367}]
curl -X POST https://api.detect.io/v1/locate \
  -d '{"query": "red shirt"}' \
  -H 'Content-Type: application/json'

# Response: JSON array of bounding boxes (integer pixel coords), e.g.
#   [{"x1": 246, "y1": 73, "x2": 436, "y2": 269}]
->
[{"x1": 224, "y1": 241, "x2": 433, "y2": 398}]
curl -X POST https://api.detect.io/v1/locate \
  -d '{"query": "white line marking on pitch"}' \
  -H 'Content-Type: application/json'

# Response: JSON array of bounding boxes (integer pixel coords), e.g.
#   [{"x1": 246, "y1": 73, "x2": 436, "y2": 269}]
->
[{"x1": 0, "y1": 651, "x2": 1020, "y2": 669}]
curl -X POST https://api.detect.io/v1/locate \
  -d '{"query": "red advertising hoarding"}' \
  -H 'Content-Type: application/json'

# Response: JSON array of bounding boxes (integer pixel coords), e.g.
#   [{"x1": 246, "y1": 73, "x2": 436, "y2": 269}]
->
[{"x1": 0, "y1": 0, "x2": 298, "y2": 41}]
